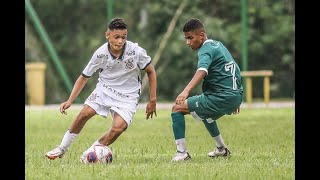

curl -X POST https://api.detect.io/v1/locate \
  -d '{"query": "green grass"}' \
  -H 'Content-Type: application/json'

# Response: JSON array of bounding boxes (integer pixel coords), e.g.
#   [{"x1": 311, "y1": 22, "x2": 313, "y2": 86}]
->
[{"x1": 26, "y1": 107, "x2": 294, "y2": 180}]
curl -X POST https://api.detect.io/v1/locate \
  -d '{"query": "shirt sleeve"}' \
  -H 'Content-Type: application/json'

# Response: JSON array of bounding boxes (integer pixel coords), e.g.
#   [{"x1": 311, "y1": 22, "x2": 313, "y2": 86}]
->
[
  {"x1": 82, "y1": 49, "x2": 105, "y2": 77},
  {"x1": 197, "y1": 49, "x2": 213, "y2": 74},
  {"x1": 137, "y1": 47, "x2": 151, "y2": 70}
]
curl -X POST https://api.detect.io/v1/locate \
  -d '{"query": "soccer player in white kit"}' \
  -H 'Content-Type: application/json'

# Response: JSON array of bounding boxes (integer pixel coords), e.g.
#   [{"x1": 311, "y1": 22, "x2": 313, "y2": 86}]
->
[{"x1": 45, "y1": 18, "x2": 157, "y2": 162}]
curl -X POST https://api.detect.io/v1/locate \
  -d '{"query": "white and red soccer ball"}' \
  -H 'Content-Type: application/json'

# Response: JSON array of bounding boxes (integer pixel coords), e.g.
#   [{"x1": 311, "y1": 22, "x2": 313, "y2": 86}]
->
[{"x1": 84, "y1": 144, "x2": 113, "y2": 164}]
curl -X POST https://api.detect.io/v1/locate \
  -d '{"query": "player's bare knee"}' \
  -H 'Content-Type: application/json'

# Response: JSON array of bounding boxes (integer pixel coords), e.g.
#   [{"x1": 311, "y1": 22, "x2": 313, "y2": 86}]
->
[
  {"x1": 110, "y1": 125, "x2": 126, "y2": 135},
  {"x1": 172, "y1": 104, "x2": 181, "y2": 113},
  {"x1": 79, "y1": 108, "x2": 95, "y2": 119},
  {"x1": 77, "y1": 111, "x2": 91, "y2": 121}
]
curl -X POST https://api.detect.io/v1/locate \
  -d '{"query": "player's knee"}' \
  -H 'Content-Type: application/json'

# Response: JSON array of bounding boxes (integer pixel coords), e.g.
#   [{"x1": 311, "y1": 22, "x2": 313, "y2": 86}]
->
[
  {"x1": 77, "y1": 112, "x2": 92, "y2": 122},
  {"x1": 110, "y1": 125, "x2": 126, "y2": 135},
  {"x1": 78, "y1": 108, "x2": 95, "y2": 120},
  {"x1": 171, "y1": 104, "x2": 181, "y2": 113}
]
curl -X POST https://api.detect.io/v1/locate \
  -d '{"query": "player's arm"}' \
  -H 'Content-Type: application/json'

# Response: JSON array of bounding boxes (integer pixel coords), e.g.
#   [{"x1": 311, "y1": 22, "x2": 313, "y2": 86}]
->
[
  {"x1": 67, "y1": 74, "x2": 89, "y2": 103},
  {"x1": 144, "y1": 63, "x2": 157, "y2": 119},
  {"x1": 176, "y1": 69, "x2": 206, "y2": 105},
  {"x1": 60, "y1": 74, "x2": 89, "y2": 115}
]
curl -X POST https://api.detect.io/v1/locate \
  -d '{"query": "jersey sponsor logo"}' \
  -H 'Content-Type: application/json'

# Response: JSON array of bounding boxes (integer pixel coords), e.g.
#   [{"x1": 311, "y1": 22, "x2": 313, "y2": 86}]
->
[
  {"x1": 103, "y1": 84, "x2": 130, "y2": 98},
  {"x1": 126, "y1": 50, "x2": 135, "y2": 56},
  {"x1": 97, "y1": 54, "x2": 108, "y2": 59}
]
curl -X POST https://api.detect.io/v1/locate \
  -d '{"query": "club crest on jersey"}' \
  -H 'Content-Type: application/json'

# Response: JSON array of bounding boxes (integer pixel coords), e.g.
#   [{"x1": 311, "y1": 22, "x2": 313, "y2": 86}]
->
[
  {"x1": 124, "y1": 58, "x2": 134, "y2": 69},
  {"x1": 88, "y1": 93, "x2": 99, "y2": 102}
]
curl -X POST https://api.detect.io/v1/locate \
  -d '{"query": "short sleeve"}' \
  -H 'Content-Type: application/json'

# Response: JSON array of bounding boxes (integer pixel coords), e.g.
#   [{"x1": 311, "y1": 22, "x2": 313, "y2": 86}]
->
[
  {"x1": 137, "y1": 47, "x2": 151, "y2": 70},
  {"x1": 82, "y1": 50, "x2": 105, "y2": 77},
  {"x1": 198, "y1": 50, "x2": 212, "y2": 70}
]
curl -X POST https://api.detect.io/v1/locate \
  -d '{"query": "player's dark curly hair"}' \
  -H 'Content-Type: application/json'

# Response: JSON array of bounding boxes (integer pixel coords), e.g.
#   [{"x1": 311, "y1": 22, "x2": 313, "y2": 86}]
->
[
  {"x1": 182, "y1": 18, "x2": 204, "y2": 32},
  {"x1": 108, "y1": 18, "x2": 127, "y2": 30}
]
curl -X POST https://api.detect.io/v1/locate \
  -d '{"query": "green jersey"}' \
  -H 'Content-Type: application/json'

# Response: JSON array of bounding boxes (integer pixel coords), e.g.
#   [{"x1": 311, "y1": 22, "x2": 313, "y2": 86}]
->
[{"x1": 198, "y1": 39, "x2": 243, "y2": 94}]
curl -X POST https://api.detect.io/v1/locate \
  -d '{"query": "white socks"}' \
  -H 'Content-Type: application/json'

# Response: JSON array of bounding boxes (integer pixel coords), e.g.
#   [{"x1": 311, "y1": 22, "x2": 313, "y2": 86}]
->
[
  {"x1": 213, "y1": 134, "x2": 226, "y2": 148},
  {"x1": 59, "y1": 129, "x2": 78, "y2": 151},
  {"x1": 175, "y1": 138, "x2": 187, "y2": 153}
]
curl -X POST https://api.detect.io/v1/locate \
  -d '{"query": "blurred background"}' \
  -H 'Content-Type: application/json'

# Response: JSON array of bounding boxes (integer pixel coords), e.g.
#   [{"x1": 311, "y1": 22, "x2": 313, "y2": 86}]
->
[{"x1": 25, "y1": 0, "x2": 295, "y2": 105}]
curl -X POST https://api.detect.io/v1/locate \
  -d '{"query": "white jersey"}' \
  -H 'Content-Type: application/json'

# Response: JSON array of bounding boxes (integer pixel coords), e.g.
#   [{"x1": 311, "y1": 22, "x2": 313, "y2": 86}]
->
[{"x1": 82, "y1": 40, "x2": 151, "y2": 101}]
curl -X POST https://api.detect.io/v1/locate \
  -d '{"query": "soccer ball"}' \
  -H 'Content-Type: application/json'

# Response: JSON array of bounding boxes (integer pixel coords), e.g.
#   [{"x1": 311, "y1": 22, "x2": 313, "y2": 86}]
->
[{"x1": 83, "y1": 144, "x2": 113, "y2": 164}]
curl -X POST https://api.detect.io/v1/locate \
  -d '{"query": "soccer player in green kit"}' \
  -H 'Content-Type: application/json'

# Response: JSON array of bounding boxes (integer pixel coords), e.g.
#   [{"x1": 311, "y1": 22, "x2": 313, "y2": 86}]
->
[{"x1": 171, "y1": 18, "x2": 243, "y2": 162}]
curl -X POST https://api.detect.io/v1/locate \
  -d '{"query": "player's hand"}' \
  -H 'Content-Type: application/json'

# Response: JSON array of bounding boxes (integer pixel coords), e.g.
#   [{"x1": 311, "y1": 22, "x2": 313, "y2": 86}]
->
[
  {"x1": 60, "y1": 100, "x2": 72, "y2": 115},
  {"x1": 146, "y1": 101, "x2": 157, "y2": 119},
  {"x1": 175, "y1": 91, "x2": 189, "y2": 105},
  {"x1": 232, "y1": 107, "x2": 240, "y2": 115}
]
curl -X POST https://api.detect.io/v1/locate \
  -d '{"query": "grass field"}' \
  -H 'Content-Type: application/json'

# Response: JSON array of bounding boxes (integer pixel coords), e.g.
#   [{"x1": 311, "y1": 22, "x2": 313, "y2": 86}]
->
[{"x1": 26, "y1": 107, "x2": 294, "y2": 179}]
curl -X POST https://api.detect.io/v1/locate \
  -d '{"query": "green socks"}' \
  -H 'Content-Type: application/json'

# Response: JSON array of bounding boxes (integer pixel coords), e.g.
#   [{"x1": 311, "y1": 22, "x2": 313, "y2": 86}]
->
[
  {"x1": 171, "y1": 112, "x2": 185, "y2": 140},
  {"x1": 202, "y1": 119, "x2": 220, "y2": 137}
]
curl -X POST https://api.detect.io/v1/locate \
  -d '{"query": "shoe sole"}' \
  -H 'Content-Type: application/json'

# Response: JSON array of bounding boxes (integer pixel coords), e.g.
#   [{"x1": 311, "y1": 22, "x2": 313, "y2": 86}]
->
[
  {"x1": 208, "y1": 153, "x2": 231, "y2": 158},
  {"x1": 208, "y1": 154, "x2": 231, "y2": 158},
  {"x1": 46, "y1": 154, "x2": 64, "y2": 160}
]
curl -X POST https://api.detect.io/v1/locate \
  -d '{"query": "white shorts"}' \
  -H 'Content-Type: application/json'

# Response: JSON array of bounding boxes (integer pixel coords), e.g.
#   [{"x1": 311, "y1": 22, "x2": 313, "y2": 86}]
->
[{"x1": 84, "y1": 87, "x2": 139, "y2": 127}]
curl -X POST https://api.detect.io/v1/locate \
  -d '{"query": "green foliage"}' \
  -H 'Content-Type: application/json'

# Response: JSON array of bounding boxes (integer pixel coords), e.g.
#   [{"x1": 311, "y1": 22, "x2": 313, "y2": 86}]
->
[
  {"x1": 25, "y1": 0, "x2": 295, "y2": 103},
  {"x1": 26, "y1": 107, "x2": 294, "y2": 179},
  {"x1": 246, "y1": 0, "x2": 295, "y2": 97}
]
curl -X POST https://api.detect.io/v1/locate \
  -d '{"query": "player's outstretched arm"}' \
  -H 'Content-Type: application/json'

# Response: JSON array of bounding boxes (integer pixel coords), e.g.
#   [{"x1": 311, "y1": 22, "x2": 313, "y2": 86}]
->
[{"x1": 60, "y1": 75, "x2": 89, "y2": 115}]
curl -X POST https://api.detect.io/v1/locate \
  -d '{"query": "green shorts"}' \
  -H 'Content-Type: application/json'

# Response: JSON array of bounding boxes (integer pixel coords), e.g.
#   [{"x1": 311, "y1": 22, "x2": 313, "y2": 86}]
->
[{"x1": 187, "y1": 91, "x2": 242, "y2": 121}]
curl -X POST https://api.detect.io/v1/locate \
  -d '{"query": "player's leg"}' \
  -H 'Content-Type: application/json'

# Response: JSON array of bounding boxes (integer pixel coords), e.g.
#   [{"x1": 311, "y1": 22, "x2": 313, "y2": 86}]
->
[
  {"x1": 96, "y1": 112, "x2": 128, "y2": 146},
  {"x1": 46, "y1": 88, "x2": 106, "y2": 160},
  {"x1": 171, "y1": 100, "x2": 192, "y2": 162},
  {"x1": 202, "y1": 119, "x2": 231, "y2": 158},
  {"x1": 206, "y1": 92, "x2": 242, "y2": 157},
  {"x1": 80, "y1": 111, "x2": 128, "y2": 163},
  {"x1": 96, "y1": 104, "x2": 135, "y2": 146},
  {"x1": 202, "y1": 92, "x2": 242, "y2": 158},
  {"x1": 188, "y1": 94, "x2": 231, "y2": 158},
  {"x1": 80, "y1": 104, "x2": 134, "y2": 162},
  {"x1": 46, "y1": 105, "x2": 96, "y2": 160}
]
